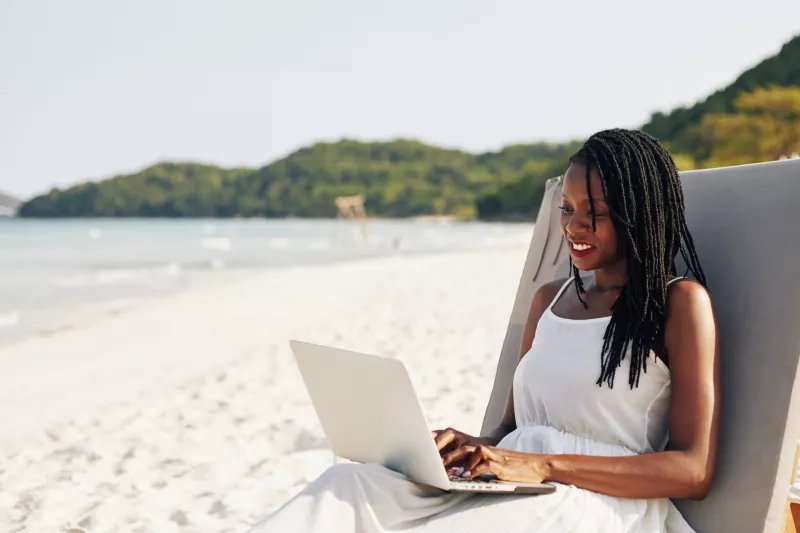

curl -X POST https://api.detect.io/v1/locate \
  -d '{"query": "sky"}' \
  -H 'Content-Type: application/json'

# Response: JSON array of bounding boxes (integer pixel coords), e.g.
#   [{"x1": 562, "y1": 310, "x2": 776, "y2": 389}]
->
[{"x1": 1, "y1": 1, "x2": 799, "y2": 199}]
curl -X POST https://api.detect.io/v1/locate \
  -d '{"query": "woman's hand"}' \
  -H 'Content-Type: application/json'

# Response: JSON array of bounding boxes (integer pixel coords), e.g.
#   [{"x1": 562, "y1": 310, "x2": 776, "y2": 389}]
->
[
  {"x1": 442, "y1": 444, "x2": 551, "y2": 484},
  {"x1": 432, "y1": 428, "x2": 492, "y2": 466}
]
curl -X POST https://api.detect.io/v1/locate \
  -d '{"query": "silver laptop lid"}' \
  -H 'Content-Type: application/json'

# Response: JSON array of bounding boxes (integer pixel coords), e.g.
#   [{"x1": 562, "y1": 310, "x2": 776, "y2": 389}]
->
[{"x1": 289, "y1": 340, "x2": 450, "y2": 490}]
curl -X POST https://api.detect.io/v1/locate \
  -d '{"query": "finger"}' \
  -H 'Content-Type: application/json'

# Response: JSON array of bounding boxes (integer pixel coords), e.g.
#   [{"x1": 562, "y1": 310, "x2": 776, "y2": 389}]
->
[
  {"x1": 433, "y1": 430, "x2": 449, "y2": 449},
  {"x1": 447, "y1": 466, "x2": 464, "y2": 477},
  {"x1": 479, "y1": 445, "x2": 501, "y2": 461},
  {"x1": 434, "y1": 430, "x2": 455, "y2": 453},
  {"x1": 474, "y1": 445, "x2": 502, "y2": 465},
  {"x1": 465, "y1": 461, "x2": 497, "y2": 480},
  {"x1": 463, "y1": 445, "x2": 491, "y2": 473},
  {"x1": 441, "y1": 445, "x2": 476, "y2": 468}
]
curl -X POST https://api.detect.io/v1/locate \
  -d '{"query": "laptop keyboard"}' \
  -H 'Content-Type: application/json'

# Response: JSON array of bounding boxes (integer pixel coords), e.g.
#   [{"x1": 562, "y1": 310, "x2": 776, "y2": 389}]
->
[
  {"x1": 449, "y1": 474, "x2": 495, "y2": 482},
  {"x1": 448, "y1": 475, "x2": 514, "y2": 492}
]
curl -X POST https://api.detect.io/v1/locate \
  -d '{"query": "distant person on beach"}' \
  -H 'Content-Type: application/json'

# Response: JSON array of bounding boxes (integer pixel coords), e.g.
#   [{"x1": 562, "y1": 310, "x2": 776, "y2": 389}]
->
[{"x1": 249, "y1": 129, "x2": 720, "y2": 533}]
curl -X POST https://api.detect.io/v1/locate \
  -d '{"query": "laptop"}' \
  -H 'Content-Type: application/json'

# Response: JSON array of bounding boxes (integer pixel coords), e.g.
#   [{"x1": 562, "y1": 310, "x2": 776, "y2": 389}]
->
[{"x1": 289, "y1": 340, "x2": 555, "y2": 494}]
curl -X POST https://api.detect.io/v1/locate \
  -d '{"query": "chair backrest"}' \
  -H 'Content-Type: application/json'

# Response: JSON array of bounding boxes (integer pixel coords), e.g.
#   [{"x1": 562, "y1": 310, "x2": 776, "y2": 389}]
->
[{"x1": 481, "y1": 160, "x2": 800, "y2": 533}]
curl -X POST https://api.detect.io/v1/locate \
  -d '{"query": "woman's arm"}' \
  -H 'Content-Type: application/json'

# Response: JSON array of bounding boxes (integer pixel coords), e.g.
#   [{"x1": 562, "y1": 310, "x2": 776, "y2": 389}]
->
[
  {"x1": 544, "y1": 280, "x2": 720, "y2": 499},
  {"x1": 460, "y1": 280, "x2": 721, "y2": 500}
]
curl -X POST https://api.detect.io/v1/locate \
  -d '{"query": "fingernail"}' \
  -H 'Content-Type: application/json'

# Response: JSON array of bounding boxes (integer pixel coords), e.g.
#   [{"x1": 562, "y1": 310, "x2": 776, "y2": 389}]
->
[
  {"x1": 455, "y1": 467, "x2": 464, "y2": 476},
  {"x1": 461, "y1": 470, "x2": 471, "y2": 478}
]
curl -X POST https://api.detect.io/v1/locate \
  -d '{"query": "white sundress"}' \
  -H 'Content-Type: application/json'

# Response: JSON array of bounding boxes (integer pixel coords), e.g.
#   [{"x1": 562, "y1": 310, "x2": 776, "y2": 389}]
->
[{"x1": 248, "y1": 277, "x2": 696, "y2": 532}]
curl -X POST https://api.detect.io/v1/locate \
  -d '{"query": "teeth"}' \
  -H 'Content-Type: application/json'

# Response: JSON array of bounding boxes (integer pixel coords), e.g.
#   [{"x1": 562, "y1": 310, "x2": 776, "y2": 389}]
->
[{"x1": 571, "y1": 243, "x2": 593, "y2": 251}]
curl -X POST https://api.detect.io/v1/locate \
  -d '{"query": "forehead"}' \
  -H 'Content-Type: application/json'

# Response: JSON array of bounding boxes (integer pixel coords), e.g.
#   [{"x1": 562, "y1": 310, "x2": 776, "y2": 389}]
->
[{"x1": 562, "y1": 163, "x2": 606, "y2": 202}]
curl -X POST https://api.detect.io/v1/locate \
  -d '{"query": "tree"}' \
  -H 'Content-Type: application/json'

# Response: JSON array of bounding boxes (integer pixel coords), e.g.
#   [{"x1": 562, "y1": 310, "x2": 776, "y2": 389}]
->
[
  {"x1": 642, "y1": 33, "x2": 800, "y2": 155},
  {"x1": 698, "y1": 86, "x2": 800, "y2": 167}
]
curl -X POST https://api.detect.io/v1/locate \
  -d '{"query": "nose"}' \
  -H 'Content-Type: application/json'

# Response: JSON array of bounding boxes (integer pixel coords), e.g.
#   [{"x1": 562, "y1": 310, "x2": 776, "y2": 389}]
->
[{"x1": 565, "y1": 211, "x2": 594, "y2": 236}]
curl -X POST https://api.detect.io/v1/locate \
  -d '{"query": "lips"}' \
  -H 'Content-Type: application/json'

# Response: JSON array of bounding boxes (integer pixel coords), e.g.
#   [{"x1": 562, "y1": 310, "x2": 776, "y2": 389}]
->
[{"x1": 568, "y1": 241, "x2": 596, "y2": 259}]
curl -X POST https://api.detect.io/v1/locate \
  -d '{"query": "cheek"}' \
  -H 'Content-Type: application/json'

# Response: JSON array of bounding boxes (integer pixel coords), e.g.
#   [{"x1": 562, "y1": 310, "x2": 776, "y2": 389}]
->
[{"x1": 598, "y1": 224, "x2": 619, "y2": 255}]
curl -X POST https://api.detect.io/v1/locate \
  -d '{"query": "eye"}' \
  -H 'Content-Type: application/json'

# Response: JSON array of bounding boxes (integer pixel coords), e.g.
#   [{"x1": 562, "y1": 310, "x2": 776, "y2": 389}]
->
[
  {"x1": 558, "y1": 205, "x2": 573, "y2": 214},
  {"x1": 588, "y1": 211, "x2": 607, "y2": 218}
]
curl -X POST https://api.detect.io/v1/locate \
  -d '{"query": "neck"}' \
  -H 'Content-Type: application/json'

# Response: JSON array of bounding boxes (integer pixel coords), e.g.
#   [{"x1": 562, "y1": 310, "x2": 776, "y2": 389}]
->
[{"x1": 590, "y1": 263, "x2": 627, "y2": 292}]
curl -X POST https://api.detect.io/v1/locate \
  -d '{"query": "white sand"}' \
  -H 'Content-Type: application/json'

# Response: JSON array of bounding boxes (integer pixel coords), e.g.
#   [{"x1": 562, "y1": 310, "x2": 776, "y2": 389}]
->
[
  {"x1": 0, "y1": 247, "x2": 529, "y2": 533},
  {"x1": 4, "y1": 244, "x2": 798, "y2": 533}
]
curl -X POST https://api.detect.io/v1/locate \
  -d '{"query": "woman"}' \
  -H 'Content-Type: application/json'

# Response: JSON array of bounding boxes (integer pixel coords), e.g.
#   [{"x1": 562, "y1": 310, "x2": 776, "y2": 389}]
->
[{"x1": 249, "y1": 129, "x2": 720, "y2": 532}]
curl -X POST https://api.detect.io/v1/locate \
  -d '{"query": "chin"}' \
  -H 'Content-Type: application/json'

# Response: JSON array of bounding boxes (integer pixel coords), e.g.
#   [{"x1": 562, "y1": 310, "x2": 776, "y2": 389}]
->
[{"x1": 569, "y1": 257, "x2": 602, "y2": 271}]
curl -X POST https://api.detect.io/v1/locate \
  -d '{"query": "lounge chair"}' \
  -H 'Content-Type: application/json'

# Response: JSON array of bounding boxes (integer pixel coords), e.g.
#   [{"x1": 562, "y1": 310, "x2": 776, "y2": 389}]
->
[{"x1": 481, "y1": 159, "x2": 800, "y2": 533}]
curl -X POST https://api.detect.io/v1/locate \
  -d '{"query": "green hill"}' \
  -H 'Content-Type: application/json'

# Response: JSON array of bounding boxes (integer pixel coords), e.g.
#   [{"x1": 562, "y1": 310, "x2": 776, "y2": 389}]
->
[
  {"x1": 18, "y1": 163, "x2": 251, "y2": 217},
  {"x1": 642, "y1": 34, "x2": 800, "y2": 154},
  {"x1": 18, "y1": 140, "x2": 579, "y2": 219},
  {"x1": 232, "y1": 140, "x2": 482, "y2": 218}
]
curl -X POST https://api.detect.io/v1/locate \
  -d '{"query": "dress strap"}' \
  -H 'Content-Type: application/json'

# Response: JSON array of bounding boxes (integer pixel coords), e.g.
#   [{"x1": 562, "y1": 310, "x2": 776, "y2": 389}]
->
[
  {"x1": 666, "y1": 276, "x2": 686, "y2": 288},
  {"x1": 548, "y1": 277, "x2": 683, "y2": 313},
  {"x1": 546, "y1": 277, "x2": 575, "y2": 312}
]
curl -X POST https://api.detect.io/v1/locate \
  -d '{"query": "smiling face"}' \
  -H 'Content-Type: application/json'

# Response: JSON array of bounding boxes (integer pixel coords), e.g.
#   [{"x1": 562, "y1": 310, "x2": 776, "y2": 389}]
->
[{"x1": 559, "y1": 163, "x2": 623, "y2": 272}]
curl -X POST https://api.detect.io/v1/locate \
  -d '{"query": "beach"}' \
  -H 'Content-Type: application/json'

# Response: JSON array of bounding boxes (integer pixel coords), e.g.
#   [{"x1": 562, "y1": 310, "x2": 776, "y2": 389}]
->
[{"x1": 0, "y1": 245, "x2": 529, "y2": 533}]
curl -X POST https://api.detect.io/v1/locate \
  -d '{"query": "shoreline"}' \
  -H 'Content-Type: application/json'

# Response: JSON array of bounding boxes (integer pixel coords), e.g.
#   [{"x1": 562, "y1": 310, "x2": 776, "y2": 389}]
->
[
  {"x1": 0, "y1": 218, "x2": 534, "y2": 351},
  {"x1": 0, "y1": 234, "x2": 532, "y2": 351}
]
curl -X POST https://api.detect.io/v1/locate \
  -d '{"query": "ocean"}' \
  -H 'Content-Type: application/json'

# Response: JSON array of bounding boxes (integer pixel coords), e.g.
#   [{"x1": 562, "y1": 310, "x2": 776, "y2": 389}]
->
[{"x1": 0, "y1": 218, "x2": 533, "y2": 346}]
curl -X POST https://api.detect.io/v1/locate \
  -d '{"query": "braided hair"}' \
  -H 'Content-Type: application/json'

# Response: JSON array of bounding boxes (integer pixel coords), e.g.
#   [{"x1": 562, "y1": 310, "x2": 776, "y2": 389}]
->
[{"x1": 567, "y1": 129, "x2": 707, "y2": 389}]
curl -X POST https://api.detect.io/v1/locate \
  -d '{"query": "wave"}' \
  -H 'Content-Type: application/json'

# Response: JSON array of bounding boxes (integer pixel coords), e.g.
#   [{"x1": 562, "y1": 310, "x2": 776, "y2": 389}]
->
[
  {"x1": 55, "y1": 263, "x2": 184, "y2": 288},
  {"x1": 163, "y1": 263, "x2": 182, "y2": 275},
  {"x1": 306, "y1": 239, "x2": 332, "y2": 251},
  {"x1": 267, "y1": 237, "x2": 333, "y2": 251},
  {"x1": 478, "y1": 232, "x2": 533, "y2": 248},
  {"x1": 207, "y1": 258, "x2": 226, "y2": 270},
  {"x1": 267, "y1": 238, "x2": 291, "y2": 249},
  {"x1": 0, "y1": 311, "x2": 19, "y2": 328},
  {"x1": 201, "y1": 237, "x2": 232, "y2": 251},
  {"x1": 57, "y1": 271, "x2": 137, "y2": 287}
]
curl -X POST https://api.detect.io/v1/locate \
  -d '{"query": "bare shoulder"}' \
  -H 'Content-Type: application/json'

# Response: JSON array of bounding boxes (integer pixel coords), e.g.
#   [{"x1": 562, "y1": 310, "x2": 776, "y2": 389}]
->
[
  {"x1": 666, "y1": 278, "x2": 714, "y2": 319},
  {"x1": 517, "y1": 277, "x2": 571, "y2": 359},
  {"x1": 529, "y1": 277, "x2": 570, "y2": 315},
  {"x1": 664, "y1": 278, "x2": 717, "y2": 363}
]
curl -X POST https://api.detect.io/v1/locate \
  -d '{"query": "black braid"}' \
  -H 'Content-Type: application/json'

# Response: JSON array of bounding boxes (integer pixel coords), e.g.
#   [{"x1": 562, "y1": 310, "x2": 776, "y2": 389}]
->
[{"x1": 567, "y1": 129, "x2": 707, "y2": 389}]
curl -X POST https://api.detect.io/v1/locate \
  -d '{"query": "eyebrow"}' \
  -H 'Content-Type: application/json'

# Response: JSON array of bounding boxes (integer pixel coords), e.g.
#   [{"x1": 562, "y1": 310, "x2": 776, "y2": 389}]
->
[{"x1": 561, "y1": 195, "x2": 607, "y2": 203}]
